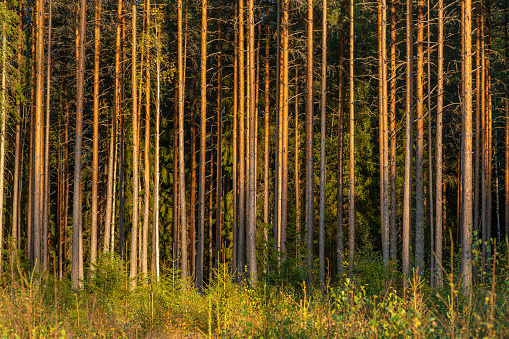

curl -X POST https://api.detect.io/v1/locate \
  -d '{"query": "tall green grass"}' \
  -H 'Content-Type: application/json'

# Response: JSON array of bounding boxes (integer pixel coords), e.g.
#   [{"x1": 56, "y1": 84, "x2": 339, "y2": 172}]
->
[{"x1": 1, "y1": 244, "x2": 508, "y2": 338}]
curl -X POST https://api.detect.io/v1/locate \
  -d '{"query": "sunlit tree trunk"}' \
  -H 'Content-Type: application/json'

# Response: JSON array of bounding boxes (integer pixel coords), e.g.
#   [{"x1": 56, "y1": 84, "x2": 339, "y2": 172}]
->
[
  {"x1": 435, "y1": 0, "x2": 444, "y2": 288},
  {"x1": 264, "y1": 26, "x2": 270, "y2": 266},
  {"x1": 196, "y1": 0, "x2": 207, "y2": 289},
  {"x1": 461, "y1": 0, "x2": 473, "y2": 293},
  {"x1": 337, "y1": 0, "x2": 346, "y2": 277},
  {"x1": 319, "y1": 0, "x2": 327, "y2": 290},
  {"x1": 152, "y1": 11, "x2": 161, "y2": 278},
  {"x1": 247, "y1": 0, "x2": 257, "y2": 283},
  {"x1": 402, "y1": 0, "x2": 413, "y2": 285},
  {"x1": 130, "y1": 3, "x2": 139, "y2": 288},
  {"x1": 389, "y1": 0, "x2": 397, "y2": 262},
  {"x1": 305, "y1": 0, "x2": 315, "y2": 286},
  {"x1": 348, "y1": 0, "x2": 355, "y2": 280},
  {"x1": 141, "y1": 0, "x2": 151, "y2": 276},
  {"x1": 237, "y1": 0, "x2": 246, "y2": 280},
  {"x1": 215, "y1": 12, "x2": 223, "y2": 270},
  {"x1": 0, "y1": 21, "x2": 6, "y2": 277},
  {"x1": 72, "y1": 0, "x2": 86, "y2": 288},
  {"x1": 91, "y1": 0, "x2": 101, "y2": 270},
  {"x1": 415, "y1": 0, "x2": 425, "y2": 276},
  {"x1": 179, "y1": 0, "x2": 188, "y2": 287},
  {"x1": 427, "y1": 0, "x2": 434, "y2": 286}
]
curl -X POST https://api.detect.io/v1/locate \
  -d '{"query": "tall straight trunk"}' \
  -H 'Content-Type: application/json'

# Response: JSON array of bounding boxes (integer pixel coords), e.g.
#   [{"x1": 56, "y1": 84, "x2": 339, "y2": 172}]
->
[
  {"x1": 62, "y1": 85, "x2": 70, "y2": 278},
  {"x1": 337, "y1": 1, "x2": 346, "y2": 276},
  {"x1": 196, "y1": 0, "x2": 208, "y2": 289},
  {"x1": 505, "y1": 11, "x2": 509, "y2": 245},
  {"x1": 0, "y1": 22, "x2": 6, "y2": 277},
  {"x1": 232, "y1": 0, "x2": 238, "y2": 274},
  {"x1": 190, "y1": 102, "x2": 196, "y2": 276},
  {"x1": 279, "y1": 0, "x2": 289, "y2": 264},
  {"x1": 172, "y1": 90, "x2": 179, "y2": 269},
  {"x1": 480, "y1": 2, "x2": 487, "y2": 267},
  {"x1": 208, "y1": 149, "x2": 214, "y2": 281},
  {"x1": 32, "y1": 0, "x2": 44, "y2": 272},
  {"x1": 389, "y1": 0, "x2": 397, "y2": 262},
  {"x1": 237, "y1": 0, "x2": 246, "y2": 279},
  {"x1": 130, "y1": 3, "x2": 139, "y2": 288},
  {"x1": 461, "y1": 0, "x2": 473, "y2": 293},
  {"x1": 105, "y1": 0, "x2": 122, "y2": 253},
  {"x1": 319, "y1": 0, "x2": 327, "y2": 290},
  {"x1": 244, "y1": 0, "x2": 257, "y2": 284},
  {"x1": 91, "y1": 0, "x2": 101, "y2": 269},
  {"x1": 380, "y1": 0, "x2": 389, "y2": 269},
  {"x1": 305, "y1": 0, "x2": 315, "y2": 286},
  {"x1": 216, "y1": 15, "x2": 223, "y2": 269},
  {"x1": 485, "y1": 1, "x2": 493, "y2": 254},
  {"x1": 42, "y1": 0, "x2": 53, "y2": 272},
  {"x1": 12, "y1": 0, "x2": 23, "y2": 252},
  {"x1": 427, "y1": 0, "x2": 434, "y2": 286},
  {"x1": 348, "y1": 0, "x2": 355, "y2": 280},
  {"x1": 178, "y1": 0, "x2": 188, "y2": 286},
  {"x1": 152, "y1": 13, "x2": 161, "y2": 278},
  {"x1": 415, "y1": 0, "x2": 425, "y2": 276},
  {"x1": 141, "y1": 0, "x2": 151, "y2": 276},
  {"x1": 72, "y1": 0, "x2": 86, "y2": 288},
  {"x1": 435, "y1": 0, "x2": 444, "y2": 288},
  {"x1": 275, "y1": 0, "x2": 281, "y2": 258},
  {"x1": 264, "y1": 27, "x2": 270, "y2": 264},
  {"x1": 28, "y1": 22, "x2": 36, "y2": 263},
  {"x1": 118, "y1": 0, "x2": 126, "y2": 260},
  {"x1": 402, "y1": 0, "x2": 413, "y2": 284},
  {"x1": 474, "y1": 2, "x2": 481, "y2": 267}
]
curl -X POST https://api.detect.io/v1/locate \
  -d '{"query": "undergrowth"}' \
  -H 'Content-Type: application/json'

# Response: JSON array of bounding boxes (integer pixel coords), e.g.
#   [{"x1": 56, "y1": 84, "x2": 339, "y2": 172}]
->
[{"x1": 0, "y1": 245, "x2": 508, "y2": 338}]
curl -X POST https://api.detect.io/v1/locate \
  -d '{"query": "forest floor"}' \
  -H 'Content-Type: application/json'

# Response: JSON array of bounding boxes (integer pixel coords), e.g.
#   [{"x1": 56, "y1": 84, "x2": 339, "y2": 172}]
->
[{"x1": 1, "y1": 248, "x2": 509, "y2": 338}]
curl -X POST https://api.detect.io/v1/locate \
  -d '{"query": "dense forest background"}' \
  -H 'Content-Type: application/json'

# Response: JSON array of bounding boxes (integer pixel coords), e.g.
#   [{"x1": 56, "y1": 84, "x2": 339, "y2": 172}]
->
[{"x1": 0, "y1": 0, "x2": 506, "y2": 298}]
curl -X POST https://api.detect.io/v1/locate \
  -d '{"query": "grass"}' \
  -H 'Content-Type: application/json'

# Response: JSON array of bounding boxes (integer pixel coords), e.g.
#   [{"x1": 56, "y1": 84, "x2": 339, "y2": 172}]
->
[{"x1": 0, "y1": 244, "x2": 508, "y2": 338}]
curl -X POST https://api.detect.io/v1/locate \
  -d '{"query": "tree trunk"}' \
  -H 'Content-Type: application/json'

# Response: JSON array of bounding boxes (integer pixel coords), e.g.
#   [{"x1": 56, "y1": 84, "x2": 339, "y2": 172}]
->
[
  {"x1": 142, "y1": 0, "x2": 151, "y2": 276},
  {"x1": 244, "y1": 0, "x2": 257, "y2": 284},
  {"x1": 216, "y1": 14, "x2": 223, "y2": 269},
  {"x1": 178, "y1": 0, "x2": 188, "y2": 287},
  {"x1": 91, "y1": 0, "x2": 101, "y2": 270},
  {"x1": 130, "y1": 3, "x2": 139, "y2": 288},
  {"x1": 0, "y1": 21, "x2": 6, "y2": 277},
  {"x1": 72, "y1": 0, "x2": 86, "y2": 288},
  {"x1": 152, "y1": 12, "x2": 161, "y2": 278},
  {"x1": 42, "y1": 0, "x2": 53, "y2": 272},
  {"x1": 232, "y1": 0, "x2": 238, "y2": 274},
  {"x1": 389, "y1": 0, "x2": 397, "y2": 262},
  {"x1": 402, "y1": 0, "x2": 413, "y2": 285},
  {"x1": 196, "y1": 0, "x2": 208, "y2": 289},
  {"x1": 415, "y1": 0, "x2": 425, "y2": 276},
  {"x1": 461, "y1": 0, "x2": 473, "y2": 293},
  {"x1": 319, "y1": 0, "x2": 327, "y2": 291},
  {"x1": 427, "y1": 0, "x2": 434, "y2": 286},
  {"x1": 306, "y1": 0, "x2": 315, "y2": 286},
  {"x1": 237, "y1": 0, "x2": 246, "y2": 280},
  {"x1": 505, "y1": 10, "x2": 509, "y2": 245},
  {"x1": 12, "y1": 0, "x2": 23, "y2": 254},
  {"x1": 264, "y1": 26, "x2": 270, "y2": 266},
  {"x1": 435, "y1": 0, "x2": 444, "y2": 288},
  {"x1": 348, "y1": 0, "x2": 355, "y2": 280}
]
